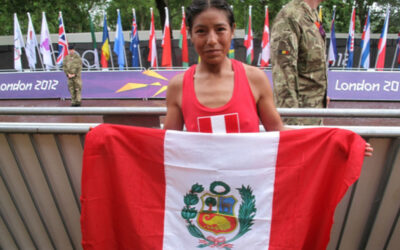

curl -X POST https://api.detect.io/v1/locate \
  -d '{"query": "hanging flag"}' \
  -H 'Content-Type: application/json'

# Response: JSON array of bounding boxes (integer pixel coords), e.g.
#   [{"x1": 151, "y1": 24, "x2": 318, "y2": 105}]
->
[
  {"x1": 114, "y1": 10, "x2": 126, "y2": 70},
  {"x1": 360, "y1": 8, "x2": 371, "y2": 69},
  {"x1": 26, "y1": 12, "x2": 38, "y2": 70},
  {"x1": 328, "y1": 7, "x2": 338, "y2": 67},
  {"x1": 161, "y1": 7, "x2": 172, "y2": 68},
  {"x1": 101, "y1": 13, "x2": 110, "y2": 68},
  {"x1": 318, "y1": 6, "x2": 323, "y2": 22},
  {"x1": 89, "y1": 14, "x2": 100, "y2": 69},
  {"x1": 148, "y1": 8, "x2": 158, "y2": 68},
  {"x1": 130, "y1": 9, "x2": 141, "y2": 67},
  {"x1": 244, "y1": 6, "x2": 253, "y2": 65},
  {"x1": 14, "y1": 13, "x2": 25, "y2": 71},
  {"x1": 345, "y1": 4, "x2": 356, "y2": 68},
  {"x1": 82, "y1": 124, "x2": 365, "y2": 250},
  {"x1": 228, "y1": 5, "x2": 235, "y2": 59},
  {"x1": 375, "y1": 8, "x2": 390, "y2": 70},
  {"x1": 179, "y1": 6, "x2": 189, "y2": 67},
  {"x1": 260, "y1": 6, "x2": 270, "y2": 67},
  {"x1": 40, "y1": 12, "x2": 54, "y2": 69},
  {"x1": 56, "y1": 12, "x2": 69, "y2": 66},
  {"x1": 228, "y1": 40, "x2": 235, "y2": 59}
]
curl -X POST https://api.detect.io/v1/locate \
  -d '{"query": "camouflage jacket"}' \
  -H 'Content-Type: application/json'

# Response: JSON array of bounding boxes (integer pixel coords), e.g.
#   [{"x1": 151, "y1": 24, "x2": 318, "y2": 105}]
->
[
  {"x1": 63, "y1": 53, "x2": 82, "y2": 76},
  {"x1": 271, "y1": 0, "x2": 327, "y2": 110}
]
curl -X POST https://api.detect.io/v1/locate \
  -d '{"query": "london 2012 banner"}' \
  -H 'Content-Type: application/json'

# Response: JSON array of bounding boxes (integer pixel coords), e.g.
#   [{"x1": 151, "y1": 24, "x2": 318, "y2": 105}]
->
[{"x1": 0, "y1": 70, "x2": 399, "y2": 101}]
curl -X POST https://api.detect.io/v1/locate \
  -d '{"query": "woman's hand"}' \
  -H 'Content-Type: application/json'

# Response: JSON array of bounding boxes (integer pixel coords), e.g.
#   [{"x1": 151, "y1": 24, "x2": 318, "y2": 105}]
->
[{"x1": 365, "y1": 143, "x2": 373, "y2": 157}]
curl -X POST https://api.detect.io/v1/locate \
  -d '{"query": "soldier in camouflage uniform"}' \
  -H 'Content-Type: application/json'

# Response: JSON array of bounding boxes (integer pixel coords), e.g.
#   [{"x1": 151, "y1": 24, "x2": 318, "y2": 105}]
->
[
  {"x1": 63, "y1": 45, "x2": 83, "y2": 106},
  {"x1": 271, "y1": 0, "x2": 327, "y2": 125}
]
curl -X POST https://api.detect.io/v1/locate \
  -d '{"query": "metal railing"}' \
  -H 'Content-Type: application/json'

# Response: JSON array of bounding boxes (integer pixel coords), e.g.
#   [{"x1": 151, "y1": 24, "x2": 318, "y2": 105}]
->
[{"x1": 0, "y1": 107, "x2": 400, "y2": 118}]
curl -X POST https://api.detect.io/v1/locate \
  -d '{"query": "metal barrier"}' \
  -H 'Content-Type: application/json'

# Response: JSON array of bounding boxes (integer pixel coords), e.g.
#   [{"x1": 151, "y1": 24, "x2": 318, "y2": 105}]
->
[
  {"x1": 1, "y1": 107, "x2": 400, "y2": 117},
  {"x1": 0, "y1": 109, "x2": 399, "y2": 250}
]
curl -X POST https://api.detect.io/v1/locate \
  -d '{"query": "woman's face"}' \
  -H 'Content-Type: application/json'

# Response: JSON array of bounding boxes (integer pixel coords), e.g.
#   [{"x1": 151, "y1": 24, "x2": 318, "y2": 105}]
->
[{"x1": 190, "y1": 8, "x2": 235, "y2": 65}]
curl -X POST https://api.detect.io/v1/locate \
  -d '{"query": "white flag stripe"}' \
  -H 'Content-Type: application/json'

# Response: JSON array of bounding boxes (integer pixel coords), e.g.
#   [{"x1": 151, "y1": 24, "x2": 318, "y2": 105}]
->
[
  {"x1": 210, "y1": 115, "x2": 227, "y2": 133},
  {"x1": 163, "y1": 131, "x2": 280, "y2": 249}
]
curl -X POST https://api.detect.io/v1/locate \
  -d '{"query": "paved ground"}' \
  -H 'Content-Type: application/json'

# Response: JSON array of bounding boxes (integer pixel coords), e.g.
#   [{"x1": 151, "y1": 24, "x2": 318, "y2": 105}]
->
[{"x1": 0, "y1": 99, "x2": 399, "y2": 126}]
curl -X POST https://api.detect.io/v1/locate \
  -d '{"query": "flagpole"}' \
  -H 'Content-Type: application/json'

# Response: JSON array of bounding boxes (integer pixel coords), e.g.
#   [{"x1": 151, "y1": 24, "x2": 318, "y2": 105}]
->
[
  {"x1": 27, "y1": 12, "x2": 43, "y2": 71},
  {"x1": 391, "y1": 41, "x2": 399, "y2": 70},
  {"x1": 47, "y1": 12, "x2": 57, "y2": 70},
  {"x1": 133, "y1": 8, "x2": 142, "y2": 67}
]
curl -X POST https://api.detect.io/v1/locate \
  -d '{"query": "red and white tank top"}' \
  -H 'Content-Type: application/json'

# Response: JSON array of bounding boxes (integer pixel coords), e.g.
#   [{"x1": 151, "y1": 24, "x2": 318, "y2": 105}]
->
[{"x1": 182, "y1": 59, "x2": 260, "y2": 133}]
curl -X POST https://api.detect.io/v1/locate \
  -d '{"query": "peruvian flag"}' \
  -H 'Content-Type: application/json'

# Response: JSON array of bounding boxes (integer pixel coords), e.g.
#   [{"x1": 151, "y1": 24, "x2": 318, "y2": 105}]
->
[
  {"x1": 148, "y1": 8, "x2": 158, "y2": 68},
  {"x1": 375, "y1": 8, "x2": 390, "y2": 70},
  {"x1": 161, "y1": 7, "x2": 172, "y2": 68},
  {"x1": 260, "y1": 6, "x2": 270, "y2": 67},
  {"x1": 81, "y1": 124, "x2": 365, "y2": 250},
  {"x1": 244, "y1": 6, "x2": 253, "y2": 65},
  {"x1": 179, "y1": 6, "x2": 189, "y2": 67}
]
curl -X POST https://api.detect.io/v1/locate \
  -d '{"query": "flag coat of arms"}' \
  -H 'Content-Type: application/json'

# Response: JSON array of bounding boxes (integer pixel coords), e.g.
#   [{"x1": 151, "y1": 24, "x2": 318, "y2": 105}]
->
[
  {"x1": 81, "y1": 125, "x2": 365, "y2": 250},
  {"x1": 57, "y1": 12, "x2": 69, "y2": 66}
]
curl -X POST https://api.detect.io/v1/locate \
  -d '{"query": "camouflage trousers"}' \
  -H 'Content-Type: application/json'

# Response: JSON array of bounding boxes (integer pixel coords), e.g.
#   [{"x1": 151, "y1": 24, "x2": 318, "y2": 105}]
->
[
  {"x1": 282, "y1": 117, "x2": 323, "y2": 126},
  {"x1": 68, "y1": 76, "x2": 82, "y2": 105}
]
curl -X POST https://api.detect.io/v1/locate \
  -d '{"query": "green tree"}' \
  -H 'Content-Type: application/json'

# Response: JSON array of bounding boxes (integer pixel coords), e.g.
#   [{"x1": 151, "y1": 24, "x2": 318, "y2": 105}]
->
[
  {"x1": 1, "y1": 0, "x2": 399, "y2": 36},
  {"x1": 320, "y1": 0, "x2": 399, "y2": 33},
  {"x1": 0, "y1": 0, "x2": 105, "y2": 35}
]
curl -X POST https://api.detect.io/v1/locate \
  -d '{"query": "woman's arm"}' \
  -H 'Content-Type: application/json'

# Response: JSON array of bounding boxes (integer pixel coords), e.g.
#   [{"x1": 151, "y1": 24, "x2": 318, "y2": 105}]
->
[
  {"x1": 163, "y1": 73, "x2": 184, "y2": 130},
  {"x1": 245, "y1": 65, "x2": 285, "y2": 131}
]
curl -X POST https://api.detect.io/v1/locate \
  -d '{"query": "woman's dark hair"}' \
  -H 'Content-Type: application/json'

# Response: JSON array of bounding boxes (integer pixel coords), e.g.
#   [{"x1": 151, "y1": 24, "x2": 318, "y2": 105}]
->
[{"x1": 186, "y1": 0, "x2": 235, "y2": 33}]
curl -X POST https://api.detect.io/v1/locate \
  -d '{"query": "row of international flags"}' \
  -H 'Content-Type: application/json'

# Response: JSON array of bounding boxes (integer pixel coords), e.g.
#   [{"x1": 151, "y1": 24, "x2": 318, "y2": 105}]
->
[
  {"x1": 14, "y1": 11, "x2": 73, "y2": 71},
  {"x1": 13, "y1": 5, "x2": 400, "y2": 71},
  {"x1": 329, "y1": 4, "x2": 399, "y2": 69}
]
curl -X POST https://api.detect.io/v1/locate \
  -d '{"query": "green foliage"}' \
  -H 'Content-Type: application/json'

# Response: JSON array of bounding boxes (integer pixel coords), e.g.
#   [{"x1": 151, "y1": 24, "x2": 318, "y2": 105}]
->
[
  {"x1": 205, "y1": 197, "x2": 217, "y2": 207},
  {"x1": 0, "y1": 0, "x2": 105, "y2": 35},
  {"x1": 320, "y1": 0, "x2": 399, "y2": 34},
  {"x1": 236, "y1": 185, "x2": 256, "y2": 236},
  {"x1": 184, "y1": 193, "x2": 199, "y2": 206},
  {"x1": 191, "y1": 183, "x2": 204, "y2": 193}
]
